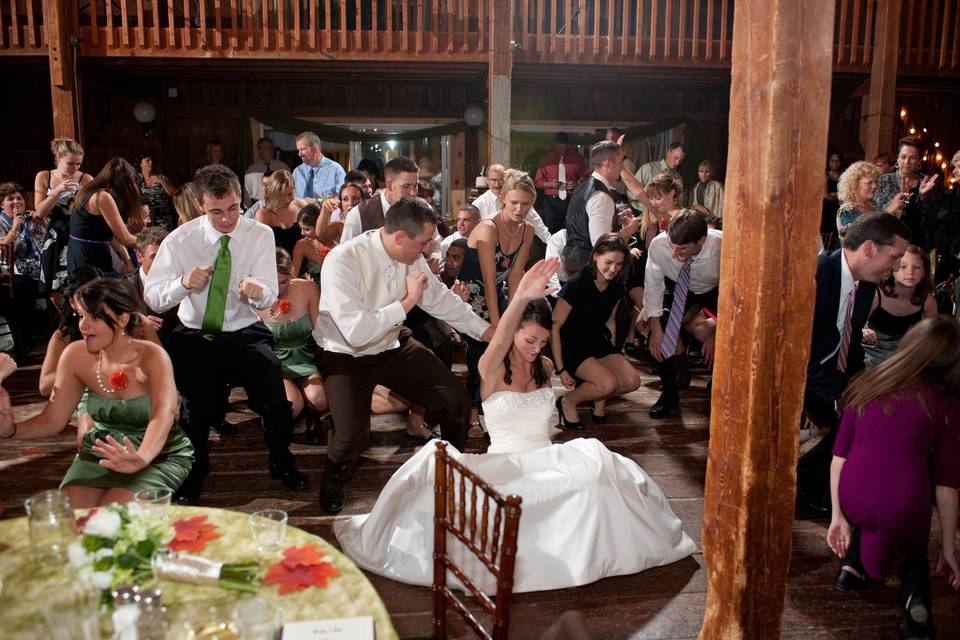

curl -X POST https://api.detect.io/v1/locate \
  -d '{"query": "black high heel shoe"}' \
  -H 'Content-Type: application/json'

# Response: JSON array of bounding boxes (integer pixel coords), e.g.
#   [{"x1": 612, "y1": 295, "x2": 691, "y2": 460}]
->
[
  {"x1": 590, "y1": 411, "x2": 607, "y2": 424},
  {"x1": 556, "y1": 396, "x2": 585, "y2": 430}
]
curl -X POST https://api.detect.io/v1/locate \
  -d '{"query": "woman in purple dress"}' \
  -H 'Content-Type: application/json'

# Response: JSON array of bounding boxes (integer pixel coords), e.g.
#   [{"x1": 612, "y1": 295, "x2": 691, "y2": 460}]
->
[{"x1": 828, "y1": 316, "x2": 960, "y2": 639}]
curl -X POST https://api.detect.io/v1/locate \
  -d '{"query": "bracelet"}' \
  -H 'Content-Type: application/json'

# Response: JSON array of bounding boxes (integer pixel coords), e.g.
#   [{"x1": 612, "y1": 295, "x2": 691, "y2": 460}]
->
[
  {"x1": 0, "y1": 422, "x2": 16, "y2": 440},
  {"x1": 555, "y1": 367, "x2": 565, "y2": 376}
]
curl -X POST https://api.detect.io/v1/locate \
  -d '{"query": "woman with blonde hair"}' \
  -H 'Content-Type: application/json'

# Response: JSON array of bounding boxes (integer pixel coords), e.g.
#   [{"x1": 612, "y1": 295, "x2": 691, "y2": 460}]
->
[
  {"x1": 35, "y1": 138, "x2": 94, "y2": 293},
  {"x1": 173, "y1": 182, "x2": 203, "y2": 226},
  {"x1": 828, "y1": 316, "x2": 960, "y2": 638},
  {"x1": 835, "y1": 160, "x2": 882, "y2": 241},
  {"x1": 458, "y1": 169, "x2": 536, "y2": 426},
  {"x1": 255, "y1": 170, "x2": 310, "y2": 255},
  {"x1": 640, "y1": 173, "x2": 683, "y2": 248}
]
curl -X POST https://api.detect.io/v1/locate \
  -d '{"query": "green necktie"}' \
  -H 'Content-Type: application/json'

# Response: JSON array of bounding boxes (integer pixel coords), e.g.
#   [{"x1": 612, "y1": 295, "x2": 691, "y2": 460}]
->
[{"x1": 200, "y1": 235, "x2": 231, "y2": 340}]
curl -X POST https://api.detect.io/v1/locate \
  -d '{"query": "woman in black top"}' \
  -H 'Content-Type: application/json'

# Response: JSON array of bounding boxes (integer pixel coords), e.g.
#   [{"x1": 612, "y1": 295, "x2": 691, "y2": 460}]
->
[
  {"x1": 68, "y1": 158, "x2": 141, "y2": 276},
  {"x1": 551, "y1": 233, "x2": 641, "y2": 428},
  {"x1": 255, "y1": 170, "x2": 309, "y2": 255}
]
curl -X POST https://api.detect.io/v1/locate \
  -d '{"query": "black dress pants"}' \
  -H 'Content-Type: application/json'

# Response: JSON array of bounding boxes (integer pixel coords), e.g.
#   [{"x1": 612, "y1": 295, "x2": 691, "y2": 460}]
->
[
  {"x1": 541, "y1": 195, "x2": 570, "y2": 234},
  {"x1": 796, "y1": 385, "x2": 844, "y2": 501},
  {"x1": 169, "y1": 322, "x2": 295, "y2": 481},
  {"x1": 316, "y1": 331, "x2": 470, "y2": 467}
]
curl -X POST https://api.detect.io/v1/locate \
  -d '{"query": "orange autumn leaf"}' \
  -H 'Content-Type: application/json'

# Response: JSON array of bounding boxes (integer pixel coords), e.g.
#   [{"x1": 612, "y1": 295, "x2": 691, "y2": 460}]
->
[
  {"x1": 263, "y1": 543, "x2": 340, "y2": 595},
  {"x1": 282, "y1": 544, "x2": 327, "y2": 570},
  {"x1": 168, "y1": 515, "x2": 221, "y2": 552}
]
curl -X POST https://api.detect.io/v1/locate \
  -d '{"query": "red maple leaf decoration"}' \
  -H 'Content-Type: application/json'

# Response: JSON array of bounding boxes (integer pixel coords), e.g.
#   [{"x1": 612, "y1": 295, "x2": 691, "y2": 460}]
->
[
  {"x1": 167, "y1": 515, "x2": 221, "y2": 552},
  {"x1": 108, "y1": 370, "x2": 129, "y2": 391},
  {"x1": 276, "y1": 299, "x2": 291, "y2": 315},
  {"x1": 263, "y1": 543, "x2": 340, "y2": 595}
]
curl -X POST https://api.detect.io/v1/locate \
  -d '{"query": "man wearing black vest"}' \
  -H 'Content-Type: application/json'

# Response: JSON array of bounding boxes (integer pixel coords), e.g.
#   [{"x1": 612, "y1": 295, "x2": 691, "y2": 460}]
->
[
  {"x1": 341, "y1": 156, "x2": 420, "y2": 240},
  {"x1": 562, "y1": 140, "x2": 640, "y2": 275}
]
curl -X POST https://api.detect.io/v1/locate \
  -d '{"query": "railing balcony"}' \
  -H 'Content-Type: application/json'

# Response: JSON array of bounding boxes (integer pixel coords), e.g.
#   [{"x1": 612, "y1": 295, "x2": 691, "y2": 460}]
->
[{"x1": 0, "y1": 1, "x2": 957, "y2": 75}]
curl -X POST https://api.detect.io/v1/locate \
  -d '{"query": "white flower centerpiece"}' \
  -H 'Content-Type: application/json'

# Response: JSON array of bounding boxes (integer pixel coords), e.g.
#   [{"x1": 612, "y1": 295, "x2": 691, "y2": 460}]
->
[{"x1": 68, "y1": 504, "x2": 259, "y2": 606}]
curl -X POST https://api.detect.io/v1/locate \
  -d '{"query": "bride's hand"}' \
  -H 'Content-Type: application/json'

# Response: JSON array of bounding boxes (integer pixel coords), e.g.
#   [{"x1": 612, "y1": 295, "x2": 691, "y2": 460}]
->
[{"x1": 514, "y1": 258, "x2": 559, "y2": 301}]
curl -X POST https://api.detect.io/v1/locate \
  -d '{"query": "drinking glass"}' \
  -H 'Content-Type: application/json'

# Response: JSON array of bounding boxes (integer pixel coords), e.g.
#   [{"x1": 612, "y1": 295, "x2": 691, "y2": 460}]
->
[
  {"x1": 24, "y1": 490, "x2": 76, "y2": 563},
  {"x1": 135, "y1": 488, "x2": 173, "y2": 523},
  {"x1": 39, "y1": 586, "x2": 101, "y2": 640},
  {"x1": 247, "y1": 510, "x2": 287, "y2": 554},
  {"x1": 232, "y1": 598, "x2": 280, "y2": 640}
]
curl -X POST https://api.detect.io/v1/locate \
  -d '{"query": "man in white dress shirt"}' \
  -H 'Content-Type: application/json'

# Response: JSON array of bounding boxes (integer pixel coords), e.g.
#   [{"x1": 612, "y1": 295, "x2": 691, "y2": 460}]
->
[
  {"x1": 643, "y1": 210, "x2": 721, "y2": 419},
  {"x1": 314, "y1": 196, "x2": 494, "y2": 513},
  {"x1": 243, "y1": 137, "x2": 290, "y2": 207},
  {"x1": 472, "y1": 164, "x2": 551, "y2": 244},
  {"x1": 439, "y1": 204, "x2": 481, "y2": 258},
  {"x1": 143, "y1": 165, "x2": 308, "y2": 503}
]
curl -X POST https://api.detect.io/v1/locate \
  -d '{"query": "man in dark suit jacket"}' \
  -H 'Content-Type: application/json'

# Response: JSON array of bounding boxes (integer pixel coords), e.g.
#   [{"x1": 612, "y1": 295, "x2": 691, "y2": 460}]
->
[{"x1": 796, "y1": 212, "x2": 911, "y2": 518}]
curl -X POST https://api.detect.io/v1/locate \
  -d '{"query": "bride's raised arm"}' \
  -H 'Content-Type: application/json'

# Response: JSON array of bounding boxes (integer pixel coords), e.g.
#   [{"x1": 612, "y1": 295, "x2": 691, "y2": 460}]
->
[{"x1": 477, "y1": 258, "x2": 559, "y2": 383}]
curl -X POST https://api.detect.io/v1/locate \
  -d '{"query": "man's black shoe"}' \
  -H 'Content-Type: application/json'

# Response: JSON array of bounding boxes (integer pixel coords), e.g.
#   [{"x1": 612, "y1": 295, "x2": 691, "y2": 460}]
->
[
  {"x1": 212, "y1": 421, "x2": 239, "y2": 437},
  {"x1": 269, "y1": 460, "x2": 309, "y2": 491},
  {"x1": 174, "y1": 476, "x2": 204, "y2": 505},
  {"x1": 649, "y1": 393, "x2": 679, "y2": 419},
  {"x1": 834, "y1": 567, "x2": 868, "y2": 592},
  {"x1": 319, "y1": 462, "x2": 348, "y2": 514}
]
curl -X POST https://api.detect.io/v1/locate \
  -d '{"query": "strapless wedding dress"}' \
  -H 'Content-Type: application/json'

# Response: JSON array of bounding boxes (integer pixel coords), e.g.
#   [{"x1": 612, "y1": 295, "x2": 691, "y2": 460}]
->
[{"x1": 333, "y1": 387, "x2": 696, "y2": 593}]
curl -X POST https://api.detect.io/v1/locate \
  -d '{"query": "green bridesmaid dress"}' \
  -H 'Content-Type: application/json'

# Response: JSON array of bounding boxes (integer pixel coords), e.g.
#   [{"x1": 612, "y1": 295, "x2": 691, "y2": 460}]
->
[
  {"x1": 266, "y1": 314, "x2": 320, "y2": 380},
  {"x1": 303, "y1": 259, "x2": 323, "y2": 287},
  {"x1": 60, "y1": 391, "x2": 194, "y2": 492}
]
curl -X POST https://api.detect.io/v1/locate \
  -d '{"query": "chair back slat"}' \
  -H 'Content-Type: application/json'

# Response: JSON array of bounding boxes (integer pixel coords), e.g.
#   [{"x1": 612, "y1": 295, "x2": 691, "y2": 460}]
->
[{"x1": 432, "y1": 441, "x2": 522, "y2": 640}]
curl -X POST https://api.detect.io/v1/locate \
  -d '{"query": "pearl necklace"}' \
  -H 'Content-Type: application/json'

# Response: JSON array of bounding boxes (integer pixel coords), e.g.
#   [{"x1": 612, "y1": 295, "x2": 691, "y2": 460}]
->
[{"x1": 96, "y1": 350, "x2": 129, "y2": 394}]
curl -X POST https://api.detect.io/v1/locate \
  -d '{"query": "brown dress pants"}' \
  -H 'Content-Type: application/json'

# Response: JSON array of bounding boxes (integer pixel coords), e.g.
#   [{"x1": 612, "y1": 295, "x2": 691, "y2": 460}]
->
[{"x1": 315, "y1": 331, "x2": 470, "y2": 466}]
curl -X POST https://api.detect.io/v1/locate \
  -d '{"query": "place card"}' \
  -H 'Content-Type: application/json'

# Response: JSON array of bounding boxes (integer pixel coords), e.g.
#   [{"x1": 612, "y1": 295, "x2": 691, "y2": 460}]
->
[{"x1": 282, "y1": 616, "x2": 375, "y2": 640}]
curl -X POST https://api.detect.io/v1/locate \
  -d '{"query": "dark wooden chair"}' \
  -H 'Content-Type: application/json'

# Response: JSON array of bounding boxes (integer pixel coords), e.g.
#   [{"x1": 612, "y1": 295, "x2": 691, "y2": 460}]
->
[{"x1": 432, "y1": 441, "x2": 522, "y2": 640}]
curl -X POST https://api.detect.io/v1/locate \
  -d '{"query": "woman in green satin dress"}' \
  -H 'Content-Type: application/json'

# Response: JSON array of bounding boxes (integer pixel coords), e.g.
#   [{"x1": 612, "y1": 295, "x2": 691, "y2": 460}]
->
[
  {"x1": 0, "y1": 278, "x2": 193, "y2": 508},
  {"x1": 259, "y1": 248, "x2": 328, "y2": 420}
]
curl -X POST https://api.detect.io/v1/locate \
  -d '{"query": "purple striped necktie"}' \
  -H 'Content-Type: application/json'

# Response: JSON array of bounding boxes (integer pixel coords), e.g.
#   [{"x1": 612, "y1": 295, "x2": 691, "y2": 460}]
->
[{"x1": 660, "y1": 259, "x2": 692, "y2": 360}]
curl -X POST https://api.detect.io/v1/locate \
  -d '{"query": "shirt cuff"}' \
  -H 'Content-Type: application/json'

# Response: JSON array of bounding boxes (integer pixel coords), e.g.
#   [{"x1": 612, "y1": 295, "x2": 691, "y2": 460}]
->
[{"x1": 384, "y1": 300, "x2": 407, "y2": 327}]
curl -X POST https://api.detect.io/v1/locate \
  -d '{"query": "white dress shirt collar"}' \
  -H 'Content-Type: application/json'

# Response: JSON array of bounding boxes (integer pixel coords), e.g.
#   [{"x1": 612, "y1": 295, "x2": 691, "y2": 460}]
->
[{"x1": 592, "y1": 171, "x2": 613, "y2": 189}]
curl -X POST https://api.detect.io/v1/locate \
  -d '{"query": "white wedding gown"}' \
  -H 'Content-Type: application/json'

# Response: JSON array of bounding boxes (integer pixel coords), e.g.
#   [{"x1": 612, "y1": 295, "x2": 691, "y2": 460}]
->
[{"x1": 334, "y1": 387, "x2": 696, "y2": 593}]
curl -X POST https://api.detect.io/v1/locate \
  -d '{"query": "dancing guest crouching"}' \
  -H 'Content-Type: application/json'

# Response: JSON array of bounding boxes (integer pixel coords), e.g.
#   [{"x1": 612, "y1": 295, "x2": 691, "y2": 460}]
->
[
  {"x1": 142, "y1": 164, "x2": 308, "y2": 504},
  {"x1": 314, "y1": 196, "x2": 493, "y2": 514},
  {"x1": 828, "y1": 316, "x2": 960, "y2": 638},
  {"x1": 0, "y1": 278, "x2": 194, "y2": 507}
]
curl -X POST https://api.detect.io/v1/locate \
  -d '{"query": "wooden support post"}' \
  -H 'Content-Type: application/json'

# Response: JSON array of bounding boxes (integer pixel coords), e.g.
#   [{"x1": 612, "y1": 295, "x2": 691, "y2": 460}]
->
[
  {"x1": 699, "y1": 1, "x2": 835, "y2": 638},
  {"x1": 861, "y1": 0, "x2": 903, "y2": 160},
  {"x1": 487, "y1": 0, "x2": 513, "y2": 165},
  {"x1": 44, "y1": 0, "x2": 78, "y2": 140}
]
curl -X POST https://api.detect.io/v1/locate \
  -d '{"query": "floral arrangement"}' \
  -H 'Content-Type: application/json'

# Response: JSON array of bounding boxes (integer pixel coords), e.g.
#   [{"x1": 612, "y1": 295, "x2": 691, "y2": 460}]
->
[{"x1": 69, "y1": 505, "x2": 259, "y2": 605}]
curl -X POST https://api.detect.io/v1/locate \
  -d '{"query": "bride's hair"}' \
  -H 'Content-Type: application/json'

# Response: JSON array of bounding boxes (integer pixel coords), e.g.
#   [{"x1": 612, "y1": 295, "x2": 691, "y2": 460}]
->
[{"x1": 503, "y1": 299, "x2": 552, "y2": 388}]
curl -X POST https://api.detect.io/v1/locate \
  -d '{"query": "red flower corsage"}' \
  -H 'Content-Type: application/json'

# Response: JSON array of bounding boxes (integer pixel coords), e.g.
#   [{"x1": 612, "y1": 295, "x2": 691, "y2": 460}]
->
[
  {"x1": 108, "y1": 371, "x2": 130, "y2": 391},
  {"x1": 276, "y1": 299, "x2": 291, "y2": 315},
  {"x1": 319, "y1": 246, "x2": 331, "y2": 258}
]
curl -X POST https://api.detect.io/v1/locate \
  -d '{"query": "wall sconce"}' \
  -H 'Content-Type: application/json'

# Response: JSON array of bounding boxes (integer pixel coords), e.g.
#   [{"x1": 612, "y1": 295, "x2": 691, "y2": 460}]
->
[
  {"x1": 464, "y1": 104, "x2": 485, "y2": 128},
  {"x1": 133, "y1": 102, "x2": 157, "y2": 138}
]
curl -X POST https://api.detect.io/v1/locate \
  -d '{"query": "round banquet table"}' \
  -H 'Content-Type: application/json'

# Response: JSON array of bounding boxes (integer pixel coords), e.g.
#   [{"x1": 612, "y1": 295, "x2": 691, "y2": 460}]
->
[{"x1": 0, "y1": 505, "x2": 398, "y2": 639}]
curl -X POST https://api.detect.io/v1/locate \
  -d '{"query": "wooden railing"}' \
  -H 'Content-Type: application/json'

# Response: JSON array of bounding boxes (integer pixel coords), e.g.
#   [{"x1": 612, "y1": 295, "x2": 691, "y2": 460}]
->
[
  {"x1": 512, "y1": 0, "x2": 735, "y2": 66},
  {"x1": 0, "y1": 0, "x2": 957, "y2": 75}
]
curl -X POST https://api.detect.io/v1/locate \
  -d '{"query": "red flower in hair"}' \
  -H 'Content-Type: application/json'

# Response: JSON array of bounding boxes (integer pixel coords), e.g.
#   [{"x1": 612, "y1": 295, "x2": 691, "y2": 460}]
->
[
  {"x1": 277, "y1": 299, "x2": 291, "y2": 315},
  {"x1": 108, "y1": 371, "x2": 129, "y2": 391}
]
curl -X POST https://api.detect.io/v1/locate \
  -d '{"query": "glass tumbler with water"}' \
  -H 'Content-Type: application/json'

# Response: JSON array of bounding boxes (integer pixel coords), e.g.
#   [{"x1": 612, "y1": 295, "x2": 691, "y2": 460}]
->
[{"x1": 24, "y1": 490, "x2": 76, "y2": 563}]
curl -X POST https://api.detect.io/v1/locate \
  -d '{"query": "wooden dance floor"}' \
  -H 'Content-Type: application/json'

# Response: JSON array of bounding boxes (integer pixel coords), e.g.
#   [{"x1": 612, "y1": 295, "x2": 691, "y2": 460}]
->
[{"x1": 2, "y1": 356, "x2": 957, "y2": 638}]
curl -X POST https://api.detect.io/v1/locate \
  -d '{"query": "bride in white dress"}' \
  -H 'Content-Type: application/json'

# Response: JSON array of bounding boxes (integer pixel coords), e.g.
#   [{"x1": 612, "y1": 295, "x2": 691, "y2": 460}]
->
[{"x1": 334, "y1": 259, "x2": 696, "y2": 593}]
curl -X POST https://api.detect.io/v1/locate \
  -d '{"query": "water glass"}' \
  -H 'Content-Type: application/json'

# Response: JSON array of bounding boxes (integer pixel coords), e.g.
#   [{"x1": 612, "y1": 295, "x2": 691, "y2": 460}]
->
[
  {"x1": 135, "y1": 488, "x2": 173, "y2": 522},
  {"x1": 247, "y1": 510, "x2": 287, "y2": 554},
  {"x1": 39, "y1": 586, "x2": 101, "y2": 640},
  {"x1": 24, "y1": 490, "x2": 76, "y2": 563},
  {"x1": 233, "y1": 598, "x2": 280, "y2": 640}
]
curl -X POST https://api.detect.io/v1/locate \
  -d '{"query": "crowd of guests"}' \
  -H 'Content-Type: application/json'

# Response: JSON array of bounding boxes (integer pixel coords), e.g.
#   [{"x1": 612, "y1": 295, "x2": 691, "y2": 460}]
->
[{"x1": 1, "y1": 129, "x2": 959, "y2": 637}]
